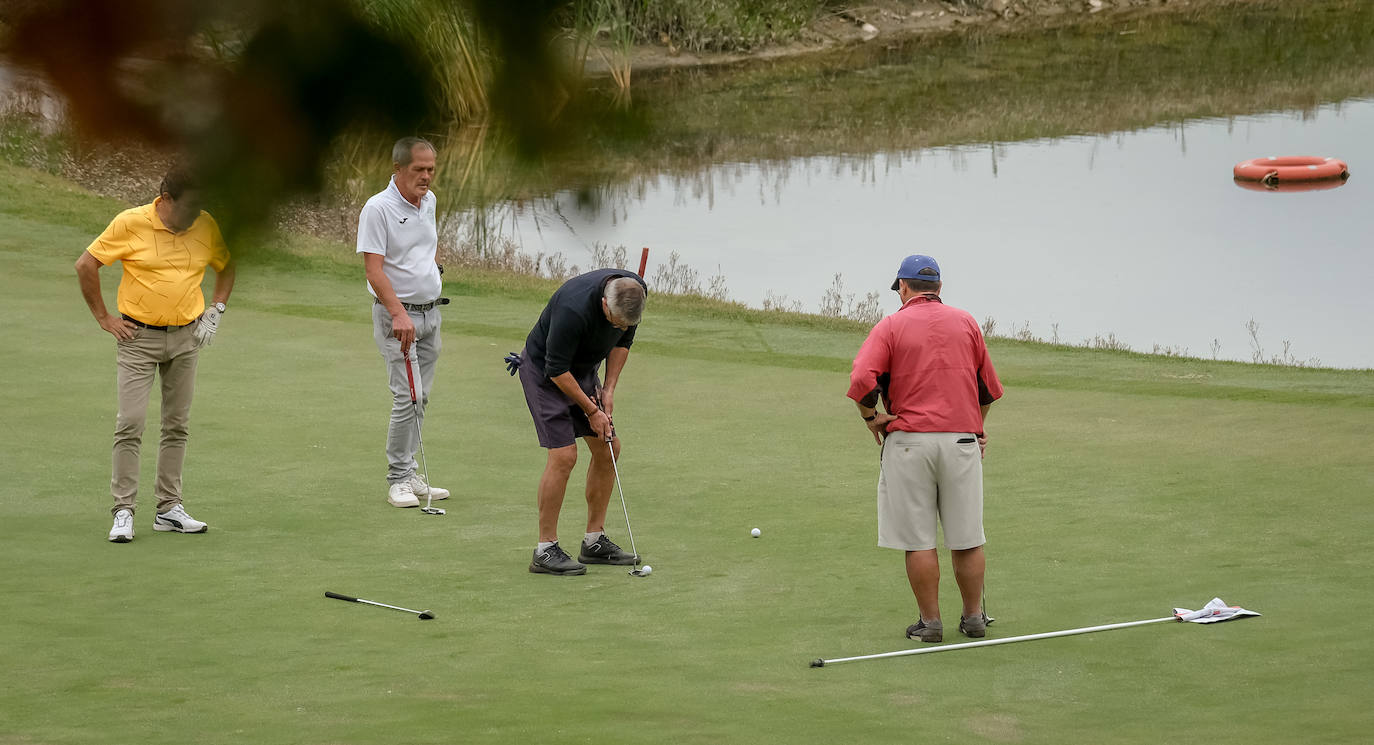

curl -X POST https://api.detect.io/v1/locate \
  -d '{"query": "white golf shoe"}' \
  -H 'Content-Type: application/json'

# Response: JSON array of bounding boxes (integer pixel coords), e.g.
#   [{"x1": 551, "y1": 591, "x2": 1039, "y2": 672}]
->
[
  {"x1": 407, "y1": 474, "x2": 449, "y2": 500},
  {"x1": 108, "y1": 509, "x2": 134, "y2": 543},
  {"x1": 153, "y1": 504, "x2": 208, "y2": 533},
  {"x1": 387, "y1": 480, "x2": 419, "y2": 508}
]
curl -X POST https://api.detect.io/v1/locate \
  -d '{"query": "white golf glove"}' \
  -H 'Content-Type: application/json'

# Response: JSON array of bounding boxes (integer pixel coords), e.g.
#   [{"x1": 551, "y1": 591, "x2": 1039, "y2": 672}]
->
[{"x1": 193, "y1": 303, "x2": 224, "y2": 347}]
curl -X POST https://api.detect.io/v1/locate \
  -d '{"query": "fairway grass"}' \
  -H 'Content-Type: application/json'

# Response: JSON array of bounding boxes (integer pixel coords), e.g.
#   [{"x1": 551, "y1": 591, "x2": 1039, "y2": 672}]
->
[{"x1": 2, "y1": 163, "x2": 1372, "y2": 744}]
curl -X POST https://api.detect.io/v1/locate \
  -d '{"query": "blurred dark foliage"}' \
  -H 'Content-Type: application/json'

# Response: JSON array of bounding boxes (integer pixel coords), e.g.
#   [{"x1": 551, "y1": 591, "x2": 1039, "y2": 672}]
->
[
  {"x1": 4, "y1": 0, "x2": 622, "y2": 241},
  {"x1": 463, "y1": 0, "x2": 571, "y2": 161}
]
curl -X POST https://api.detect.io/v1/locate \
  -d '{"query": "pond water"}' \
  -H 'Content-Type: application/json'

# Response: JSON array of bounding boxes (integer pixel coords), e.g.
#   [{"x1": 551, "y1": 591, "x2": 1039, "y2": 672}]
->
[
  {"x1": 501, "y1": 98, "x2": 1373, "y2": 369},
  {"x1": 4, "y1": 3, "x2": 1370, "y2": 369}
]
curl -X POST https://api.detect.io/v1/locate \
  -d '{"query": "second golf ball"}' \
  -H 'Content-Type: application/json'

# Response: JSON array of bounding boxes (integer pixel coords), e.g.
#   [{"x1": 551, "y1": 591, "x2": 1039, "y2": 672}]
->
[{"x1": 751, "y1": 528, "x2": 761, "y2": 538}]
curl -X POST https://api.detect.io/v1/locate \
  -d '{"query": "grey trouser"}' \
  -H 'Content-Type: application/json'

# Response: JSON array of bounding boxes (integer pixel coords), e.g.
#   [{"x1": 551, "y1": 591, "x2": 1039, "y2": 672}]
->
[
  {"x1": 372, "y1": 302, "x2": 442, "y2": 483},
  {"x1": 111, "y1": 323, "x2": 200, "y2": 516}
]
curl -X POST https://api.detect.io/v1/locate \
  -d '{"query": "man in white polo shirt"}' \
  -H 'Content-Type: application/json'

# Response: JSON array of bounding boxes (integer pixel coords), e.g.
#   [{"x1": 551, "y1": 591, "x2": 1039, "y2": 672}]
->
[{"x1": 357, "y1": 137, "x2": 452, "y2": 508}]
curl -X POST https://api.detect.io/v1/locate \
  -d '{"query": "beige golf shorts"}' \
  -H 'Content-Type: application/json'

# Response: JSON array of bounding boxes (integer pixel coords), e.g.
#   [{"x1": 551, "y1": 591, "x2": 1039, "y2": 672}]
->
[{"x1": 877, "y1": 431, "x2": 986, "y2": 551}]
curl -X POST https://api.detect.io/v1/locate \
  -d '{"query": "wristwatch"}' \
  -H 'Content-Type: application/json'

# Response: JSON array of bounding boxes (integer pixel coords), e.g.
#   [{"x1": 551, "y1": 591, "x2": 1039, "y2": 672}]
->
[
  {"x1": 862, "y1": 414, "x2": 876, "y2": 421},
  {"x1": 213, "y1": 302, "x2": 227, "y2": 313}
]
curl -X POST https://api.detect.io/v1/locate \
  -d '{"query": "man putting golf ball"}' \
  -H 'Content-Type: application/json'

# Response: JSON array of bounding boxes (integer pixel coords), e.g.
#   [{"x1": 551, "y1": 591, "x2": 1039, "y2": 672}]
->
[{"x1": 514, "y1": 268, "x2": 649, "y2": 576}]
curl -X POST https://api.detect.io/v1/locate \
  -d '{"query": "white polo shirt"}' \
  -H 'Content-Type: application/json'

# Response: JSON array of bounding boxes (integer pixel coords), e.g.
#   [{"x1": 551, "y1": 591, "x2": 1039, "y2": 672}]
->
[{"x1": 356, "y1": 176, "x2": 442, "y2": 303}]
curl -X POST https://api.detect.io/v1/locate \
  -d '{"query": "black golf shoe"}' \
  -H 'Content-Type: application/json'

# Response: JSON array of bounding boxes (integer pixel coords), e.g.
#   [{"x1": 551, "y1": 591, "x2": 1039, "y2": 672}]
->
[
  {"x1": 578, "y1": 534, "x2": 639, "y2": 565},
  {"x1": 529, "y1": 543, "x2": 587, "y2": 576}
]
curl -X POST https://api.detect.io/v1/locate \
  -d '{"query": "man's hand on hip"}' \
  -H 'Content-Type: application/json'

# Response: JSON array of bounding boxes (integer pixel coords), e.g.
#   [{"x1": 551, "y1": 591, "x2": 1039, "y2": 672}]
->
[
  {"x1": 866, "y1": 413, "x2": 897, "y2": 445},
  {"x1": 391, "y1": 311, "x2": 416, "y2": 354},
  {"x1": 99, "y1": 314, "x2": 138, "y2": 341},
  {"x1": 193, "y1": 304, "x2": 224, "y2": 347}
]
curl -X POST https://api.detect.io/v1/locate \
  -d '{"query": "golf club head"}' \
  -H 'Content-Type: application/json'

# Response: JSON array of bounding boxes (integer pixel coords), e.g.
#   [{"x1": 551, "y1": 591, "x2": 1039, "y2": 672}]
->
[
  {"x1": 629, "y1": 568, "x2": 647, "y2": 577},
  {"x1": 420, "y1": 506, "x2": 445, "y2": 515},
  {"x1": 418, "y1": 610, "x2": 435, "y2": 620}
]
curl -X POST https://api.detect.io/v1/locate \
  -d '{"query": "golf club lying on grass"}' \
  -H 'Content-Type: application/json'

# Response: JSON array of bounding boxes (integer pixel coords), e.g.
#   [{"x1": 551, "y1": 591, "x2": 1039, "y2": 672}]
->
[
  {"x1": 810, "y1": 597, "x2": 1258, "y2": 667},
  {"x1": 402, "y1": 347, "x2": 443, "y2": 515},
  {"x1": 325, "y1": 591, "x2": 435, "y2": 620}
]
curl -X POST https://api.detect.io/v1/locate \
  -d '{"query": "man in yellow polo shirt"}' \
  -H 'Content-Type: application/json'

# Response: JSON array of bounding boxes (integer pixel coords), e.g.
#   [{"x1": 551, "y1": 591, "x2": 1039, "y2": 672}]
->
[{"x1": 75, "y1": 166, "x2": 236, "y2": 543}]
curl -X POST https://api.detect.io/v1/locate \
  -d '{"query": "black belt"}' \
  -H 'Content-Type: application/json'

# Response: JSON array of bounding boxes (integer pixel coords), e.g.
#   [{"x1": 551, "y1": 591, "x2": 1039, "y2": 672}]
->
[
  {"x1": 122, "y1": 314, "x2": 193, "y2": 331},
  {"x1": 376, "y1": 297, "x2": 450, "y2": 312}
]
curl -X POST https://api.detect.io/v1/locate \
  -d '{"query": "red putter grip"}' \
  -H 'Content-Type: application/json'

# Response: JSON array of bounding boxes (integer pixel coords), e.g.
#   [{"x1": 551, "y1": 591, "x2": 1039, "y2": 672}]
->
[{"x1": 402, "y1": 350, "x2": 418, "y2": 403}]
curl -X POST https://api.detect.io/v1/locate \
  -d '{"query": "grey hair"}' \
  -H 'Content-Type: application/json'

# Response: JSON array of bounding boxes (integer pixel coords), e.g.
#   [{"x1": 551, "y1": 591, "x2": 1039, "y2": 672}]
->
[
  {"x1": 604, "y1": 278, "x2": 646, "y2": 326},
  {"x1": 392, "y1": 137, "x2": 436, "y2": 167}
]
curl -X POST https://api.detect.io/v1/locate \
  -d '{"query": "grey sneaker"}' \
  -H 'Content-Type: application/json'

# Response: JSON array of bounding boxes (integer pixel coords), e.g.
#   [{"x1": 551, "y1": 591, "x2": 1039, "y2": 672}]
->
[
  {"x1": 578, "y1": 534, "x2": 639, "y2": 565},
  {"x1": 959, "y1": 612, "x2": 989, "y2": 639},
  {"x1": 906, "y1": 618, "x2": 943, "y2": 643},
  {"x1": 529, "y1": 543, "x2": 586, "y2": 576}
]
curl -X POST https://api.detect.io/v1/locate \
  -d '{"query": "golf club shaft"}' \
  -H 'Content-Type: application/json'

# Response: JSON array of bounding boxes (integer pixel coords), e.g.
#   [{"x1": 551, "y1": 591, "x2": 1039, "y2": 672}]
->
[
  {"x1": 402, "y1": 349, "x2": 437, "y2": 512},
  {"x1": 325, "y1": 591, "x2": 426, "y2": 616},
  {"x1": 814, "y1": 617, "x2": 1177, "y2": 666},
  {"x1": 416, "y1": 409, "x2": 432, "y2": 510},
  {"x1": 606, "y1": 438, "x2": 639, "y2": 560}
]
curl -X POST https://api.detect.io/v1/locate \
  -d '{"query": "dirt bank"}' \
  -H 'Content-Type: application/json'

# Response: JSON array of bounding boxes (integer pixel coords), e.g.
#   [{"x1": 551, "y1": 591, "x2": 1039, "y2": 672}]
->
[{"x1": 586, "y1": 0, "x2": 1279, "y2": 75}]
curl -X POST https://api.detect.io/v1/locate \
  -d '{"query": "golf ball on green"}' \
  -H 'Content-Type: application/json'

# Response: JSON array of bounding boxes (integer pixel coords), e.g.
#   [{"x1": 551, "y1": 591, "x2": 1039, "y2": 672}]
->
[
  {"x1": 640, "y1": 565, "x2": 652, "y2": 575},
  {"x1": 751, "y1": 528, "x2": 761, "y2": 538}
]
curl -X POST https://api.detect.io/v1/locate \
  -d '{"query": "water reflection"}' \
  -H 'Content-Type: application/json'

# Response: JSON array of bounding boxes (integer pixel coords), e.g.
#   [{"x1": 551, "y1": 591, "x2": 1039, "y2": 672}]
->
[{"x1": 502, "y1": 99, "x2": 1374, "y2": 369}]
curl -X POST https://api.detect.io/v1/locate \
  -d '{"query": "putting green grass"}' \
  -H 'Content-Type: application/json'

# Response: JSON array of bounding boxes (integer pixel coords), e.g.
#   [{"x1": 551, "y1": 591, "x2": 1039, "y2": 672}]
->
[{"x1": 2, "y1": 162, "x2": 1371, "y2": 744}]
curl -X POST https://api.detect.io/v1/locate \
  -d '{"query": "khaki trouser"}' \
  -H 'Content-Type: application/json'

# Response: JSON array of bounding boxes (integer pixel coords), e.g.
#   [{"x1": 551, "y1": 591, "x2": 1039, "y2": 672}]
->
[{"x1": 111, "y1": 323, "x2": 200, "y2": 516}]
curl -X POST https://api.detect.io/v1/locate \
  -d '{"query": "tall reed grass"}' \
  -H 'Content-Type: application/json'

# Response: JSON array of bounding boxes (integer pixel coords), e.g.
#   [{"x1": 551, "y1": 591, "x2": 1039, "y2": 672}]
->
[{"x1": 357, "y1": 0, "x2": 492, "y2": 124}]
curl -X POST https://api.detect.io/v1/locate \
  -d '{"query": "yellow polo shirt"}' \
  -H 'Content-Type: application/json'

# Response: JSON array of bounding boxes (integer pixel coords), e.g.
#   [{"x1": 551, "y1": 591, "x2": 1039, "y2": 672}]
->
[{"x1": 85, "y1": 199, "x2": 231, "y2": 326}]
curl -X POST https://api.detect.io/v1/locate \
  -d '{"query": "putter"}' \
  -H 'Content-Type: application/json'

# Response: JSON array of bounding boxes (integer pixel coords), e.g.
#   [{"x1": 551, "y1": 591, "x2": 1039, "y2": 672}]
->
[
  {"x1": 604, "y1": 432, "x2": 645, "y2": 576},
  {"x1": 402, "y1": 347, "x2": 444, "y2": 515},
  {"x1": 325, "y1": 591, "x2": 434, "y2": 620}
]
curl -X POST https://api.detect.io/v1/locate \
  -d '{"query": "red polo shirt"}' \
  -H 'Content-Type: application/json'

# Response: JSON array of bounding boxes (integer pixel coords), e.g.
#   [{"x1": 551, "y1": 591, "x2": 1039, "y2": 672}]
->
[{"x1": 848, "y1": 295, "x2": 1003, "y2": 434}]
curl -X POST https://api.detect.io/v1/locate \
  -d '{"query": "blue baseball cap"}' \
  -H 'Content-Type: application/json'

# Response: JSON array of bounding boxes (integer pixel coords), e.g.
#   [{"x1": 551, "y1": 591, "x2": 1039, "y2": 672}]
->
[{"x1": 891, "y1": 254, "x2": 941, "y2": 291}]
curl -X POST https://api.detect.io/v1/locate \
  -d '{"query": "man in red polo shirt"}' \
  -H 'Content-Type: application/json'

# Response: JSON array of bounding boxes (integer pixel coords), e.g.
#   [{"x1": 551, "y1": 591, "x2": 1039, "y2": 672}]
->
[{"x1": 848, "y1": 254, "x2": 1003, "y2": 643}]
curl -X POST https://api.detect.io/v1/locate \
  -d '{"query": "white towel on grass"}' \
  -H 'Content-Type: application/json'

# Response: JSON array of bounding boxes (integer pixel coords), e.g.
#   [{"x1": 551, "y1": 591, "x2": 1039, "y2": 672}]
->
[{"x1": 1173, "y1": 597, "x2": 1261, "y2": 623}]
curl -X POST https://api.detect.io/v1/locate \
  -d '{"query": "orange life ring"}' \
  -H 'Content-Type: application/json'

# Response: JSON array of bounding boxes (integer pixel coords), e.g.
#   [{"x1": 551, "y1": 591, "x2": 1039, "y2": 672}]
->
[
  {"x1": 1233, "y1": 178, "x2": 1348, "y2": 193},
  {"x1": 1233, "y1": 156, "x2": 1350, "y2": 186}
]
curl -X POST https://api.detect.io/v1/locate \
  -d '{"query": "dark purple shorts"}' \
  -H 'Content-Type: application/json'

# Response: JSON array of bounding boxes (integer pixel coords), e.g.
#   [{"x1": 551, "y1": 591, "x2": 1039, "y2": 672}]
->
[{"x1": 518, "y1": 350, "x2": 601, "y2": 449}]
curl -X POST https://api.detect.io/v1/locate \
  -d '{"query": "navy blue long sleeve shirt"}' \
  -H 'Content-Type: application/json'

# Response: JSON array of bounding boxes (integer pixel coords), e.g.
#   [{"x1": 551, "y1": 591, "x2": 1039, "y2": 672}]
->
[{"x1": 525, "y1": 268, "x2": 649, "y2": 379}]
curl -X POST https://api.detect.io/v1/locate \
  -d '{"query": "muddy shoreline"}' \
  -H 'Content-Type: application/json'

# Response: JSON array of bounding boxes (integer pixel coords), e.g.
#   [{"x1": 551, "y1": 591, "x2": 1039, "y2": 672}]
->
[{"x1": 583, "y1": 0, "x2": 1279, "y2": 76}]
